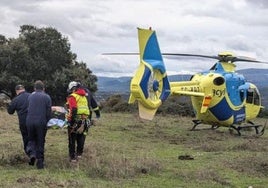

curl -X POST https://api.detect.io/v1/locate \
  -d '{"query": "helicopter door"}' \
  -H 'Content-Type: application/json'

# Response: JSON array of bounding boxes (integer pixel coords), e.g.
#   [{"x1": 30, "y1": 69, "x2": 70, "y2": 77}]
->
[
  {"x1": 245, "y1": 85, "x2": 261, "y2": 120},
  {"x1": 246, "y1": 87, "x2": 260, "y2": 105}
]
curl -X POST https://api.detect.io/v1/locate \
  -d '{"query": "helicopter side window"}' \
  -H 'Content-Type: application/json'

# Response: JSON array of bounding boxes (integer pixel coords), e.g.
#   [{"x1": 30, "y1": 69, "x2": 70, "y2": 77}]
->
[
  {"x1": 253, "y1": 90, "x2": 260, "y2": 105},
  {"x1": 246, "y1": 90, "x2": 253, "y2": 103},
  {"x1": 209, "y1": 63, "x2": 217, "y2": 71},
  {"x1": 239, "y1": 89, "x2": 245, "y2": 102},
  {"x1": 246, "y1": 88, "x2": 260, "y2": 105}
]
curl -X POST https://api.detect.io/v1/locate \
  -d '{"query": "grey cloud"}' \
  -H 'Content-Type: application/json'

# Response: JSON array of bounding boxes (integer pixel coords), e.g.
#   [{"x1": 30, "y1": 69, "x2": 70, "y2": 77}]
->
[
  {"x1": 245, "y1": 0, "x2": 268, "y2": 9},
  {"x1": 0, "y1": 0, "x2": 44, "y2": 13},
  {"x1": 1, "y1": 0, "x2": 267, "y2": 77},
  {"x1": 180, "y1": 1, "x2": 268, "y2": 27}
]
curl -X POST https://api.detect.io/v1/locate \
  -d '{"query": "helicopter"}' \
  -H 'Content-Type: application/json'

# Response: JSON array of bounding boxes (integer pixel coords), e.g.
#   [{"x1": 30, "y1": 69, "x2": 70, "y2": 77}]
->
[{"x1": 104, "y1": 27, "x2": 267, "y2": 136}]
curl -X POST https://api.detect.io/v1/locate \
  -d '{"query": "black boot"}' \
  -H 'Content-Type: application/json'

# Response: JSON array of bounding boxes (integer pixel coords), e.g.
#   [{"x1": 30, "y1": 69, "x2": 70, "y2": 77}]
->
[
  {"x1": 36, "y1": 159, "x2": 44, "y2": 169},
  {"x1": 28, "y1": 156, "x2": 36, "y2": 166}
]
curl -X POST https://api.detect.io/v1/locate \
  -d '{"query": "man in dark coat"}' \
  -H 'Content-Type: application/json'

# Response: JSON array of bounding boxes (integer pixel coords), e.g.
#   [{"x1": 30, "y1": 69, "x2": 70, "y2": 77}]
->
[
  {"x1": 82, "y1": 87, "x2": 100, "y2": 121},
  {"x1": 26, "y1": 80, "x2": 52, "y2": 169},
  {"x1": 7, "y1": 85, "x2": 31, "y2": 158}
]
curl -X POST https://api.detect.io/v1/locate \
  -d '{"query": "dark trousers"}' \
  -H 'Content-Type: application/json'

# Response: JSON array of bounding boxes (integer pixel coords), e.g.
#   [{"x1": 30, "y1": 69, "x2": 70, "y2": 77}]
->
[
  {"x1": 26, "y1": 120, "x2": 47, "y2": 160},
  {"x1": 68, "y1": 129, "x2": 86, "y2": 159},
  {"x1": 19, "y1": 123, "x2": 29, "y2": 156}
]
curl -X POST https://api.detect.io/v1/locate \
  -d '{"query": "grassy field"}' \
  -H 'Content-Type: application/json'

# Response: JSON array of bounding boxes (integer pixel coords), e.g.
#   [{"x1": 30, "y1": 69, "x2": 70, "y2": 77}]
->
[{"x1": 0, "y1": 110, "x2": 268, "y2": 188}]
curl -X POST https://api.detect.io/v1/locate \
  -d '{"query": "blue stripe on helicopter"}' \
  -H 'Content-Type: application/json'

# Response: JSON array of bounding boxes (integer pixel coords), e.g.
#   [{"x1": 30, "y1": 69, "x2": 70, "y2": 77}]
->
[
  {"x1": 140, "y1": 66, "x2": 170, "y2": 101},
  {"x1": 233, "y1": 107, "x2": 246, "y2": 123},
  {"x1": 143, "y1": 31, "x2": 166, "y2": 74},
  {"x1": 210, "y1": 98, "x2": 232, "y2": 121},
  {"x1": 140, "y1": 67, "x2": 151, "y2": 98},
  {"x1": 139, "y1": 30, "x2": 170, "y2": 101},
  {"x1": 210, "y1": 97, "x2": 245, "y2": 123},
  {"x1": 145, "y1": 60, "x2": 166, "y2": 74},
  {"x1": 143, "y1": 32, "x2": 163, "y2": 60},
  {"x1": 161, "y1": 76, "x2": 170, "y2": 101}
]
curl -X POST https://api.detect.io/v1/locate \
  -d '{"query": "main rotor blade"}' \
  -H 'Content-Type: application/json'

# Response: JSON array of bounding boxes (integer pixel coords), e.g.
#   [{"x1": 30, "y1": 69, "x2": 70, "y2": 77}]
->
[
  {"x1": 161, "y1": 53, "x2": 218, "y2": 60},
  {"x1": 102, "y1": 52, "x2": 139, "y2": 55},
  {"x1": 235, "y1": 57, "x2": 268, "y2": 64},
  {"x1": 162, "y1": 53, "x2": 268, "y2": 63},
  {"x1": 102, "y1": 52, "x2": 268, "y2": 64},
  {"x1": 102, "y1": 52, "x2": 217, "y2": 59}
]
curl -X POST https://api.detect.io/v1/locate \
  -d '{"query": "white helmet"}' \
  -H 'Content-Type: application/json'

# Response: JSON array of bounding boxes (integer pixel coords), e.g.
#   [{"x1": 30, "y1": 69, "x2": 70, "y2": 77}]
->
[{"x1": 68, "y1": 81, "x2": 79, "y2": 91}]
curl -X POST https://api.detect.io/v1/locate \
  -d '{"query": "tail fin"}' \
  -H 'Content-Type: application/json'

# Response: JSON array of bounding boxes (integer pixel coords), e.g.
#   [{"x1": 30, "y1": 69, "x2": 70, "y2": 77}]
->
[{"x1": 128, "y1": 28, "x2": 170, "y2": 120}]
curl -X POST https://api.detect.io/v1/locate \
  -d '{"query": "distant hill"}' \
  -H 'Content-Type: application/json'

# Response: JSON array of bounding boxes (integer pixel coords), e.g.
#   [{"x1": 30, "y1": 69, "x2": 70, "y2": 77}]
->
[
  {"x1": 237, "y1": 69, "x2": 268, "y2": 87},
  {"x1": 97, "y1": 75, "x2": 192, "y2": 93},
  {"x1": 96, "y1": 68, "x2": 268, "y2": 107},
  {"x1": 97, "y1": 76, "x2": 131, "y2": 92}
]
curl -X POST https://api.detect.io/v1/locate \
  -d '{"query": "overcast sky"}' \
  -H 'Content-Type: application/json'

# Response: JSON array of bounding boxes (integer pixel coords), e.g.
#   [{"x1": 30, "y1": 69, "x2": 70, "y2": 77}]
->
[{"x1": 1, "y1": 0, "x2": 268, "y2": 77}]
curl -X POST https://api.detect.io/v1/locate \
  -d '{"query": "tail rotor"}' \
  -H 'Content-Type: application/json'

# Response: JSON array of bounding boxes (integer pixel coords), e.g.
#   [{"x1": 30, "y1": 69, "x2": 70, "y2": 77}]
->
[{"x1": 128, "y1": 28, "x2": 170, "y2": 120}]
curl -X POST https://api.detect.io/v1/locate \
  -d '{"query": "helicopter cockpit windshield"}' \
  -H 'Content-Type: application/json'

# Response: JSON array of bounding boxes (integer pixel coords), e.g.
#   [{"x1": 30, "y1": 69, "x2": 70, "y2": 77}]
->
[{"x1": 246, "y1": 87, "x2": 260, "y2": 105}]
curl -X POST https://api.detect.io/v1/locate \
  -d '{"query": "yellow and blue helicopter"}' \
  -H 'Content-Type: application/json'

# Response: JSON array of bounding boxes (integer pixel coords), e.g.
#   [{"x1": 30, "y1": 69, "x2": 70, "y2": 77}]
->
[{"x1": 106, "y1": 28, "x2": 267, "y2": 136}]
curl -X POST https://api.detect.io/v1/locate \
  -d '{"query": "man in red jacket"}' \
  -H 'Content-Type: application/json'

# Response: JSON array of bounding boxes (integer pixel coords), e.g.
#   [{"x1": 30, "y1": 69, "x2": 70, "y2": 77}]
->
[{"x1": 66, "y1": 81, "x2": 91, "y2": 162}]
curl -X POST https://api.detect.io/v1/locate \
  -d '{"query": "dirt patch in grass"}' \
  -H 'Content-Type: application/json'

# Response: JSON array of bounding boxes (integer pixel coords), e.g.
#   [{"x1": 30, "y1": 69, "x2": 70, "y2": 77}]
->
[
  {"x1": 136, "y1": 124, "x2": 235, "y2": 152},
  {"x1": 77, "y1": 142, "x2": 162, "y2": 180},
  {"x1": 178, "y1": 168, "x2": 233, "y2": 187},
  {"x1": 16, "y1": 176, "x2": 81, "y2": 187},
  {"x1": 0, "y1": 153, "x2": 28, "y2": 166},
  {"x1": 230, "y1": 138, "x2": 268, "y2": 152},
  {"x1": 225, "y1": 155, "x2": 268, "y2": 177}
]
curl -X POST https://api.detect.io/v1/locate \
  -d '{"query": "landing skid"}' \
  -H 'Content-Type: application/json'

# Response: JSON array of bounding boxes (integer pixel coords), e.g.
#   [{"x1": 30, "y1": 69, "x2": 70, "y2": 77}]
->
[
  {"x1": 191, "y1": 120, "x2": 202, "y2": 130},
  {"x1": 191, "y1": 119, "x2": 266, "y2": 136},
  {"x1": 191, "y1": 120, "x2": 219, "y2": 131},
  {"x1": 230, "y1": 121, "x2": 266, "y2": 136}
]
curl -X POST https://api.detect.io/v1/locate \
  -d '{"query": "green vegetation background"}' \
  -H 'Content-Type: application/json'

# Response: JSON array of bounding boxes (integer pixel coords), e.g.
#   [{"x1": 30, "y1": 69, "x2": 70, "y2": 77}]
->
[
  {"x1": 0, "y1": 110, "x2": 267, "y2": 188},
  {"x1": 0, "y1": 25, "x2": 97, "y2": 105}
]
